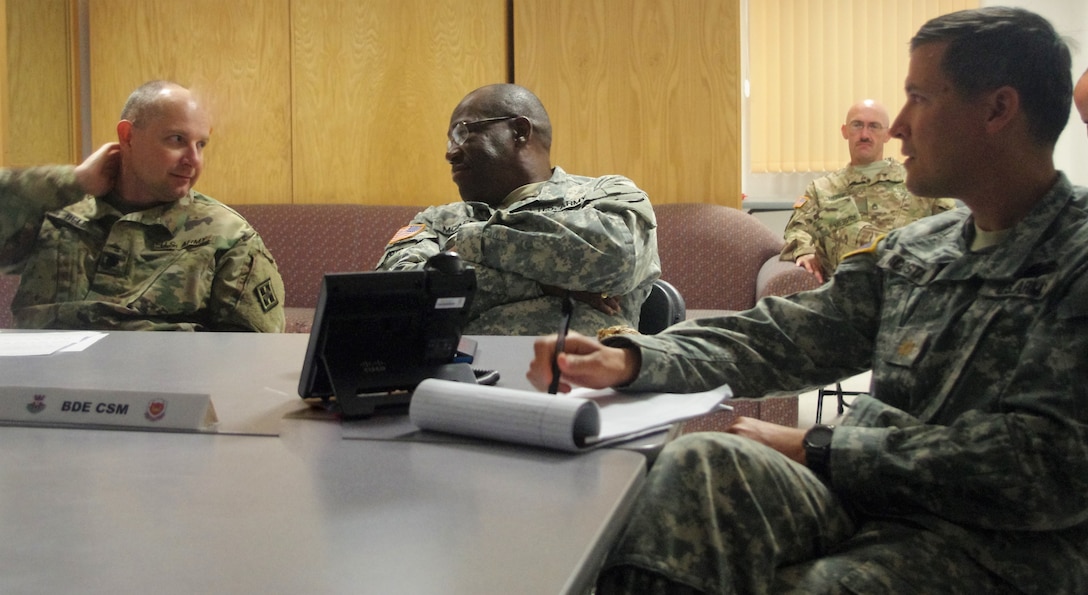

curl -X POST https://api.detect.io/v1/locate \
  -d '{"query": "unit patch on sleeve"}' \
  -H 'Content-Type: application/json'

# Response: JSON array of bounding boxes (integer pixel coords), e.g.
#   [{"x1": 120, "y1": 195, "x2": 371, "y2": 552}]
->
[
  {"x1": 254, "y1": 279, "x2": 280, "y2": 312},
  {"x1": 843, "y1": 234, "x2": 887, "y2": 259}
]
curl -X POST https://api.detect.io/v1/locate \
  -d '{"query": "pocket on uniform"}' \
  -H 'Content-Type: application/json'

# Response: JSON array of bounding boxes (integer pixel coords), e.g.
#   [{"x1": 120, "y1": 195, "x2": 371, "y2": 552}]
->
[{"x1": 123, "y1": 250, "x2": 215, "y2": 316}]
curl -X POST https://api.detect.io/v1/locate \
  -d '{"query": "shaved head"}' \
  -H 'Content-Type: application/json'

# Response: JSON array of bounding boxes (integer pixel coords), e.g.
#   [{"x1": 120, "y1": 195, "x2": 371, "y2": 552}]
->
[
  {"x1": 841, "y1": 99, "x2": 892, "y2": 166},
  {"x1": 845, "y1": 99, "x2": 890, "y2": 128}
]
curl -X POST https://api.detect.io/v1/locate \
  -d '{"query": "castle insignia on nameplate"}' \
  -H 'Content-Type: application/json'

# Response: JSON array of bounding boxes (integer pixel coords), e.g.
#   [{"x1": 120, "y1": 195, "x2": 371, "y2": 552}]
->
[
  {"x1": 26, "y1": 394, "x2": 46, "y2": 414},
  {"x1": 145, "y1": 399, "x2": 168, "y2": 422}
]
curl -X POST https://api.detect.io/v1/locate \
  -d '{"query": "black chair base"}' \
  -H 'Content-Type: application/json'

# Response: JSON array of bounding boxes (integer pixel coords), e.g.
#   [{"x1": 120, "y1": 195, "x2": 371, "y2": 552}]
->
[{"x1": 814, "y1": 382, "x2": 863, "y2": 424}]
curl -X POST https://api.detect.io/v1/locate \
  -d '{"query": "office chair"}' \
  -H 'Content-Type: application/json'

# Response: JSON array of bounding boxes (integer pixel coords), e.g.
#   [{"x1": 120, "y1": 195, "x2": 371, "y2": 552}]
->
[{"x1": 639, "y1": 279, "x2": 686, "y2": 334}]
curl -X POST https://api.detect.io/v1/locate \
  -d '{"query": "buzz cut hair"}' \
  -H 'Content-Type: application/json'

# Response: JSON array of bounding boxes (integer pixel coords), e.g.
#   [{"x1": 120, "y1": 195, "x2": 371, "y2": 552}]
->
[
  {"x1": 476, "y1": 83, "x2": 553, "y2": 150},
  {"x1": 119, "y1": 80, "x2": 186, "y2": 128}
]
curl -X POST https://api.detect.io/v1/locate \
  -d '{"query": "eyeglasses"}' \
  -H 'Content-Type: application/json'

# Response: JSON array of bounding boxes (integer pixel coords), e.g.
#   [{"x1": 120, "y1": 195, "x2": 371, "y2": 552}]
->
[
  {"x1": 448, "y1": 116, "x2": 519, "y2": 147},
  {"x1": 848, "y1": 121, "x2": 885, "y2": 133}
]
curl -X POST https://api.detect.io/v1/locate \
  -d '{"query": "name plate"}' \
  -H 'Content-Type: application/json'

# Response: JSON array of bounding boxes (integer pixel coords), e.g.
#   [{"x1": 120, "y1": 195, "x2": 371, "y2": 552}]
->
[{"x1": 0, "y1": 386, "x2": 218, "y2": 432}]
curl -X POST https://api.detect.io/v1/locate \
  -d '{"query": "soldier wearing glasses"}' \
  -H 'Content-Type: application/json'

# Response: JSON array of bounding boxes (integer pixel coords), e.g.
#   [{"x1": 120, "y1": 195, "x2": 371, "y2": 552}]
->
[
  {"x1": 781, "y1": 99, "x2": 956, "y2": 283},
  {"x1": 379, "y1": 84, "x2": 660, "y2": 336}
]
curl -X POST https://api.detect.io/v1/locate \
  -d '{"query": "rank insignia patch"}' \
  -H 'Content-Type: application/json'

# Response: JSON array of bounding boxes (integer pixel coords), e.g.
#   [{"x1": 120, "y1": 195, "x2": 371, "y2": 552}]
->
[{"x1": 255, "y1": 279, "x2": 280, "y2": 312}]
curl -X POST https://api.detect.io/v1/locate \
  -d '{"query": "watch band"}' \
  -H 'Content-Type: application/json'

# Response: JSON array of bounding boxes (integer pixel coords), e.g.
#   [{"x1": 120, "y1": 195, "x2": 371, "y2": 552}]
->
[{"x1": 804, "y1": 424, "x2": 835, "y2": 479}]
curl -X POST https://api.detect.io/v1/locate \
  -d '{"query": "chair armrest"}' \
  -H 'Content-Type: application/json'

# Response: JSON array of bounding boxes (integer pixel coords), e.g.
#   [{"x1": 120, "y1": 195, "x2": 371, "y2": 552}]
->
[{"x1": 756, "y1": 256, "x2": 821, "y2": 301}]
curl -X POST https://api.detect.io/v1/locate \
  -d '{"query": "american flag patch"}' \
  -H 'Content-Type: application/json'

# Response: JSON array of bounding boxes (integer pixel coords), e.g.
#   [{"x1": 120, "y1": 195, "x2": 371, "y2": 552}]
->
[
  {"x1": 388, "y1": 224, "x2": 426, "y2": 244},
  {"x1": 793, "y1": 196, "x2": 809, "y2": 209}
]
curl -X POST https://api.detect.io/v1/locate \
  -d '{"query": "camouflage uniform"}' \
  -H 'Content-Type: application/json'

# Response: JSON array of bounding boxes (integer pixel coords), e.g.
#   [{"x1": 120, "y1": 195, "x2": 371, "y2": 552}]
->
[
  {"x1": 0, "y1": 165, "x2": 285, "y2": 332},
  {"x1": 377, "y1": 167, "x2": 660, "y2": 335},
  {"x1": 781, "y1": 158, "x2": 956, "y2": 272},
  {"x1": 597, "y1": 174, "x2": 1088, "y2": 593}
]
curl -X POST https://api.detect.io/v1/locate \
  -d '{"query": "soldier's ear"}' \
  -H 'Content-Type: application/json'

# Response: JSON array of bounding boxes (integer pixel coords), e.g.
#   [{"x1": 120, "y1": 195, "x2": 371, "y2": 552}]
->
[
  {"x1": 512, "y1": 116, "x2": 533, "y2": 143},
  {"x1": 117, "y1": 120, "x2": 135, "y2": 148}
]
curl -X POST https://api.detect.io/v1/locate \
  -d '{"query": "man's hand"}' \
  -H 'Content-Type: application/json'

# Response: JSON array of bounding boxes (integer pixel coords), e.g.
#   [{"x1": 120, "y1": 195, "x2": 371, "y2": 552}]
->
[
  {"x1": 74, "y1": 143, "x2": 121, "y2": 198},
  {"x1": 795, "y1": 254, "x2": 826, "y2": 284},
  {"x1": 726, "y1": 416, "x2": 807, "y2": 464},
  {"x1": 527, "y1": 331, "x2": 639, "y2": 392},
  {"x1": 540, "y1": 284, "x2": 622, "y2": 316}
]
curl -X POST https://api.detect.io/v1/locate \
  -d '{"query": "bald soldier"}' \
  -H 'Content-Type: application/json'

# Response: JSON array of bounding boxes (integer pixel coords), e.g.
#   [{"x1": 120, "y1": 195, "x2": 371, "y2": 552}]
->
[
  {"x1": 0, "y1": 80, "x2": 285, "y2": 331},
  {"x1": 379, "y1": 84, "x2": 660, "y2": 335},
  {"x1": 781, "y1": 99, "x2": 956, "y2": 282}
]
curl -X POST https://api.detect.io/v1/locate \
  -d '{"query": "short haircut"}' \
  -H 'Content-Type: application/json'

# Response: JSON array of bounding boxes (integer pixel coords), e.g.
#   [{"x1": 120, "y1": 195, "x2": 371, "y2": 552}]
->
[
  {"x1": 911, "y1": 7, "x2": 1072, "y2": 146},
  {"x1": 475, "y1": 84, "x2": 553, "y2": 150},
  {"x1": 119, "y1": 80, "x2": 185, "y2": 127}
]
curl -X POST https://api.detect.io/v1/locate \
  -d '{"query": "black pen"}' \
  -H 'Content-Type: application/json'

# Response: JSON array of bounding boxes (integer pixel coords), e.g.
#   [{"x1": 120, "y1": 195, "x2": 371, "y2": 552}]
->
[{"x1": 548, "y1": 293, "x2": 574, "y2": 394}]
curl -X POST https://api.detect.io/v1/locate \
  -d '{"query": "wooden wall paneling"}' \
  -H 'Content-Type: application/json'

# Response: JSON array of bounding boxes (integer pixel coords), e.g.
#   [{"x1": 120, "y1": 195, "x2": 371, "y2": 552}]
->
[
  {"x1": 0, "y1": 0, "x2": 7, "y2": 166},
  {"x1": 87, "y1": 0, "x2": 292, "y2": 204},
  {"x1": 290, "y1": 0, "x2": 507, "y2": 206},
  {"x1": 4, "y1": 0, "x2": 73, "y2": 166},
  {"x1": 514, "y1": 0, "x2": 741, "y2": 208}
]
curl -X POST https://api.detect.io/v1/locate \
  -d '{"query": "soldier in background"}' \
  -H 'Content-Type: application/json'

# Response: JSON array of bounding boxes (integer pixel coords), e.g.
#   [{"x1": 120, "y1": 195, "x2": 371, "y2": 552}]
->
[
  {"x1": 781, "y1": 99, "x2": 956, "y2": 282},
  {"x1": 0, "y1": 80, "x2": 285, "y2": 331},
  {"x1": 378, "y1": 84, "x2": 660, "y2": 335},
  {"x1": 528, "y1": 7, "x2": 1087, "y2": 593}
]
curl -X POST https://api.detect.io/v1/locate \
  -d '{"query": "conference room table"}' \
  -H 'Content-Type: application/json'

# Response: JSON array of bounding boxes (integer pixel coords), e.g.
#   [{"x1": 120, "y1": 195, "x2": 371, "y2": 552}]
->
[{"x1": 0, "y1": 331, "x2": 646, "y2": 594}]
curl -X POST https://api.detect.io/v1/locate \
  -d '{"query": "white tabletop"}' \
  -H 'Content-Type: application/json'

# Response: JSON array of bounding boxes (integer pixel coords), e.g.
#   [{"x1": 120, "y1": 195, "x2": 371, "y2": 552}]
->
[{"x1": 0, "y1": 332, "x2": 645, "y2": 594}]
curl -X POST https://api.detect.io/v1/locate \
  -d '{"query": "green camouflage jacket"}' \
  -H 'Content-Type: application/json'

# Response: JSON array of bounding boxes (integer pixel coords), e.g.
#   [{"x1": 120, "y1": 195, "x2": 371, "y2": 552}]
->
[
  {"x1": 781, "y1": 158, "x2": 956, "y2": 271},
  {"x1": 0, "y1": 166, "x2": 285, "y2": 332},
  {"x1": 377, "y1": 166, "x2": 660, "y2": 335},
  {"x1": 608, "y1": 173, "x2": 1088, "y2": 593}
]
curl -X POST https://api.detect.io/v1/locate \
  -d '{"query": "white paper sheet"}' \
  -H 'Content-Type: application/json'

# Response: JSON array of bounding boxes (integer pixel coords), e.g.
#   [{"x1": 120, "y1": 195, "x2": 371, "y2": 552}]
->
[
  {"x1": 408, "y1": 379, "x2": 732, "y2": 452},
  {"x1": 0, "y1": 331, "x2": 107, "y2": 356}
]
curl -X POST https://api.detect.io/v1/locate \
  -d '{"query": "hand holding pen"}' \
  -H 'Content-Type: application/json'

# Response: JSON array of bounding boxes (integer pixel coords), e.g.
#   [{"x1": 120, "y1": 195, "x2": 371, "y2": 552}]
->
[
  {"x1": 529, "y1": 297, "x2": 642, "y2": 393},
  {"x1": 548, "y1": 294, "x2": 574, "y2": 394}
]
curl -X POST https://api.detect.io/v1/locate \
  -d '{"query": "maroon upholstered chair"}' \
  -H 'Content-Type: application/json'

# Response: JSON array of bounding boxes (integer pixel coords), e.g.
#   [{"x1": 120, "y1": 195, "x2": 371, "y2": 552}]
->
[
  {"x1": 652, "y1": 203, "x2": 821, "y2": 430},
  {"x1": 0, "y1": 275, "x2": 17, "y2": 329},
  {"x1": 653, "y1": 203, "x2": 818, "y2": 313},
  {"x1": 234, "y1": 204, "x2": 423, "y2": 333}
]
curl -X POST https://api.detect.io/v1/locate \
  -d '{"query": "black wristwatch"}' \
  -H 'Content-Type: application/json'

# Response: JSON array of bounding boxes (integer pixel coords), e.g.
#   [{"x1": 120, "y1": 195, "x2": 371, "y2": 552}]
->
[{"x1": 803, "y1": 424, "x2": 835, "y2": 479}]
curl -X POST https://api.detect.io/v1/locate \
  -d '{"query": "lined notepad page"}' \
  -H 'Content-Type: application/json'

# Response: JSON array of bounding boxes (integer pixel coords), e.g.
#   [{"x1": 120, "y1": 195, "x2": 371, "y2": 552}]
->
[
  {"x1": 409, "y1": 379, "x2": 731, "y2": 452},
  {"x1": 410, "y1": 380, "x2": 599, "y2": 451}
]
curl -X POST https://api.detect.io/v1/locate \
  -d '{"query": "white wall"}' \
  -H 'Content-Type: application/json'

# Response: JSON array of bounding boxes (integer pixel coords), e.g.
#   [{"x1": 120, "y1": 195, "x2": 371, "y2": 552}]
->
[
  {"x1": 742, "y1": 0, "x2": 1088, "y2": 205},
  {"x1": 993, "y1": 0, "x2": 1088, "y2": 186}
]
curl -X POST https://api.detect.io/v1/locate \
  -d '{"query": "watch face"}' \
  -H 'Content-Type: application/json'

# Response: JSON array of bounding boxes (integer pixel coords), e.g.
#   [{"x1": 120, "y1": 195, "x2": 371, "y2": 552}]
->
[{"x1": 806, "y1": 425, "x2": 834, "y2": 448}]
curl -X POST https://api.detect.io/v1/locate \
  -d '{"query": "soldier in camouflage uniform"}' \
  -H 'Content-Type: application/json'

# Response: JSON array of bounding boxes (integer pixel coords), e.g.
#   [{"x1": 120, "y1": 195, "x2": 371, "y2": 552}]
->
[
  {"x1": 781, "y1": 100, "x2": 955, "y2": 283},
  {"x1": 0, "y1": 81, "x2": 285, "y2": 332},
  {"x1": 526, "y1": 8, "x2": 1086, "y2": 594},
  {"x1": 378, "y1": 84, "x2": 660, "y2": 335}
]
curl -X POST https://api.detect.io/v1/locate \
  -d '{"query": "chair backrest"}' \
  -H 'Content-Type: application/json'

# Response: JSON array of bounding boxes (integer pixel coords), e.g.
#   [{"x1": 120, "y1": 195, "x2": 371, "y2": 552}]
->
[
  {"x1": 654, "y1": 203, "x2": 785, "y2": 311},
  {"x1": 639, "y1": 279, "x2": 686, "y2": 334},
  {"x1": 233, "y1": 203, "x2": 421, "y2": 309}
]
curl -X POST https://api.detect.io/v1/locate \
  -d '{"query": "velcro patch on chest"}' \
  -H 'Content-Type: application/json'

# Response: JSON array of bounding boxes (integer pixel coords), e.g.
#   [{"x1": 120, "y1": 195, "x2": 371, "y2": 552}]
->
[
  {"x1": 388, "y1": 224, "x2": 426, "y2": 244},
  {"x1": 885, "y1": 328, "x2": 929, "y2": 368}
]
